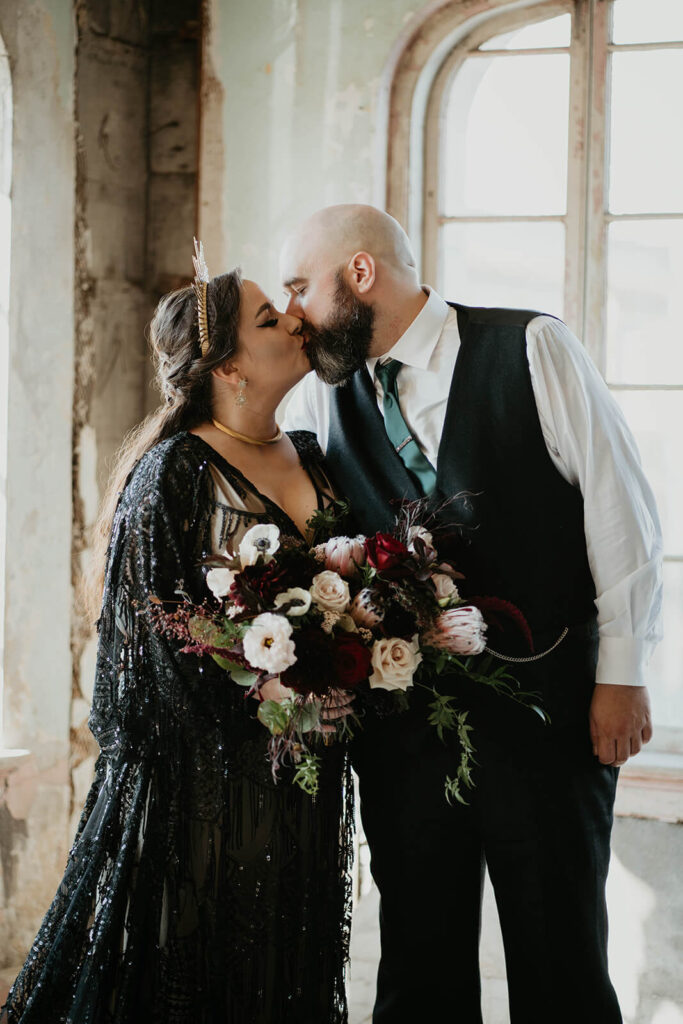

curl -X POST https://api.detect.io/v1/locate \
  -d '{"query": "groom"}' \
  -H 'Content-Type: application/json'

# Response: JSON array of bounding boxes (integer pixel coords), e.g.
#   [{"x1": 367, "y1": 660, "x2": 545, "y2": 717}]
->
[{"x1": 281, "y1": 204, "x2": 661, "y2": 1023}]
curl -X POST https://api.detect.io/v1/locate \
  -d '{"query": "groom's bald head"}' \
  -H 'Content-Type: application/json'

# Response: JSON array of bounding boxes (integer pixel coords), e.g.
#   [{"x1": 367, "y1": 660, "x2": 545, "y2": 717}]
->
[
  {"x1": 281, "y1": 204, "x2": 425, "y2": 383},
  {"x1": 282, "y1": 203, "x2": 417, "y2": 278}
]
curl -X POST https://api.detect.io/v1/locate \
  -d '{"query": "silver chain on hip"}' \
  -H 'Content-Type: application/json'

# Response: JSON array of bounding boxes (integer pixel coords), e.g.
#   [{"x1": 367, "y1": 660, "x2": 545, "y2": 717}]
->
[{"x1": 484, "y1": 626, "x2": 569, "y2": 663}]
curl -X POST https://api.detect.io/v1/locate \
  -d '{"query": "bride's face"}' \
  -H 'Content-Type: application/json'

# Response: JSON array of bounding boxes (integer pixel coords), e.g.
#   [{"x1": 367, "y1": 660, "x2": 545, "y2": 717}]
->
[{"x1": 233, "y1": 279, "x2": 310, "y2": 392}]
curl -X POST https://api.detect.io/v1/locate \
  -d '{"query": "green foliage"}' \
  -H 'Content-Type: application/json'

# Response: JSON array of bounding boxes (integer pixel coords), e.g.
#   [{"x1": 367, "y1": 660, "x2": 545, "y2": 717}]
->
[
  {"x1": 358, "y1": 563, "x2": 377, "y2": 588},
  {"x1": 422, "y1": 651, "x2": 550, "y2": 724},
  {"x1": 445, "y1": 711, "x2": 477, "y2": 806},
  {"x1": 292, "y1": 752, "x2": 322, "y2": 796},
  {"x1": 211, "y1": 655, "x2": 258, "y2": 688},
  {"x1": 306, "y1": 499, "x2": 352, "y2": 546},
  {"x1": 257, "y1": 699, "x2": 291, "y2": 736},
  {"x1": 392, "y1": 689, "x2": 411, "y2": 714},
  {"x1": 288, "y1": 696, "x2": 323, "y2": 734},
  {"x1": 188, "y1": 614, "x2": 243, "y2": 648},
  {"x1": 426, "y1": 690, "x2": 460, "y2": 743}
]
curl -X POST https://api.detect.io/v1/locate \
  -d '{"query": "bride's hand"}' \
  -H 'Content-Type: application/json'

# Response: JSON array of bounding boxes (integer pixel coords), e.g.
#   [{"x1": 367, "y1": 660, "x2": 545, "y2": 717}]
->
[{"x1": 259, "y1": 678, "x2": 295, "y2": 703}]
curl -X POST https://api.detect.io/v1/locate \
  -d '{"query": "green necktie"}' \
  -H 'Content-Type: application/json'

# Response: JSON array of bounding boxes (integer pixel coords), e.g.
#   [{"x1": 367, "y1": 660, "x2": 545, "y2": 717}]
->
[{"x1": 375, "y1": 359, "x2": 437, "y2": 495}]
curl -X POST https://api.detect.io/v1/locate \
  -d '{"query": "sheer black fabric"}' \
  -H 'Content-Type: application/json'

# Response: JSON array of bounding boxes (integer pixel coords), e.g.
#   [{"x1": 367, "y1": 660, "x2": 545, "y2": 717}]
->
[{"x1": 2, "y1": 432, "x2": 354, "y2": 1024}]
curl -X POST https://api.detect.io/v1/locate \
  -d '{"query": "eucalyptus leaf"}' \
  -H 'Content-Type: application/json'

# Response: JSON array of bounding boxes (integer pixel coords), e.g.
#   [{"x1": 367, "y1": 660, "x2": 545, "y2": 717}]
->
[
  {"x1": 210, "y1": 655, "x2": 259, "y2": 688},
  {"x1": 257, "y1": 700, "x2": 291, "y2": 736},
  {"x1": 295, "y1": 699, "x2": 323, "y2": 734}
]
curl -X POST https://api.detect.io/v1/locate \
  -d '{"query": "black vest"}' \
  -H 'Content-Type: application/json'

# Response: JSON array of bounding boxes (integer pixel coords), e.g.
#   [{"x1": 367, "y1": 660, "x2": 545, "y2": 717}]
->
[{"x1": 326, "y1": 303, "x2": 597, "y2": 638}]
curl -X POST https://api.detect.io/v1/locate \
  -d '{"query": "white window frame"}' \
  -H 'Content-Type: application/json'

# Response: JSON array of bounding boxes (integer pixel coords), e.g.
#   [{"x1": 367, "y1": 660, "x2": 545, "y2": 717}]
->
[{"x1": 0, "y1": 33, "x2": 11, "y2": 748}]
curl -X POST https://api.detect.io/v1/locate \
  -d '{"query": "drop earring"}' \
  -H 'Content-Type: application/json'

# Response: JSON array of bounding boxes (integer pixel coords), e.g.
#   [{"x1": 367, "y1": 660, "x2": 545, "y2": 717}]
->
[{"x1": 235, "y1": 378, "x2": 248, "y2": 406}]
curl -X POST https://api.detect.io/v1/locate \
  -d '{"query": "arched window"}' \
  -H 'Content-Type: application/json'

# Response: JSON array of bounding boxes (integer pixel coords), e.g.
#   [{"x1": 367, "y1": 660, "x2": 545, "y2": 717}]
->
[
  {"x1": 387, "y1": 0, "x2": 683, "y2": 751},
  {"x1": 0, "y1": 31, "x2": 11, "y2": 742}
]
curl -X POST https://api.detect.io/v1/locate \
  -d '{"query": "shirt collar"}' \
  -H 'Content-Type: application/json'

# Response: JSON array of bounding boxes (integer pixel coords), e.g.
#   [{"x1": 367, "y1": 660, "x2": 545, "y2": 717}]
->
[{"x1": 366, "y1": 287, "x2": 450, "y2": 377}]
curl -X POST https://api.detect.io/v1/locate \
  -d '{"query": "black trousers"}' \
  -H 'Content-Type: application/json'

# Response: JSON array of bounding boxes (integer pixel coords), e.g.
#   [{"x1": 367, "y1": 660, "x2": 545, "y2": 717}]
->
[{"x1": 352, "y1": 661, "x2": 622, "y2": 1024}]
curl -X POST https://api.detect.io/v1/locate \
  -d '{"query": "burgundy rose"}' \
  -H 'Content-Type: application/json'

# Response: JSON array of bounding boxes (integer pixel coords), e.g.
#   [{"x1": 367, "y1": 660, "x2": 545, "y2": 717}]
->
[
  {"x1": 365, "y1": 532, "x2": 409, "y2": 572},
  {"x1": 333, "y1": 635, "x2": 372, "y2": 689}
]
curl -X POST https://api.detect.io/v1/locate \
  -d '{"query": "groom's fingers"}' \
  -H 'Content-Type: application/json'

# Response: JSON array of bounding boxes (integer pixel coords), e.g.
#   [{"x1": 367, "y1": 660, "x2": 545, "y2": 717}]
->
[
  {"x1": 614, "y1": 736, "x2": 631, "y2": 766},
  {"x1": 589, "y1": 683, "x2": 652, "y2": 766},
  {"x1": 595, "y1": 735, "x2": 617, "y2": 765}
]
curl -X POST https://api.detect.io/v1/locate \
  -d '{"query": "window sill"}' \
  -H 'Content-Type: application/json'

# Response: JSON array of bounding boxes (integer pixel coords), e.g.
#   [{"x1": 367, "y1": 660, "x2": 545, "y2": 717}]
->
[
  {"x1": 0, "y1": 748, "x2": 31, "y2": 777},
  {"x1": 615, "y1": 750, "x2": 683, "y2": 823}
]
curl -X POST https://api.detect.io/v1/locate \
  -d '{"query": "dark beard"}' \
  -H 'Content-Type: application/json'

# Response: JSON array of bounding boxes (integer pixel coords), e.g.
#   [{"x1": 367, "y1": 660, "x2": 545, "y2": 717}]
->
[{"x1": 302, "y1": 271, "x2": 375, "y2": 386}]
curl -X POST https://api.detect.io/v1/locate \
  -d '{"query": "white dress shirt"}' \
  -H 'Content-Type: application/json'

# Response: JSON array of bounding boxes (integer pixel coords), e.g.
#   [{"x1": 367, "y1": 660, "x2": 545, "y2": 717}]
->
[{"x1": 283, "y1": 288, "x2": 663, "y2": 686}]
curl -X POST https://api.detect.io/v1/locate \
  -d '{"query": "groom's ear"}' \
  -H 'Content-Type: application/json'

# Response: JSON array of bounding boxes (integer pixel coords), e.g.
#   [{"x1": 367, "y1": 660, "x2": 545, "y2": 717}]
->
[{"x1": 347, "y1": 251, "x2": 376, "y2": 294}]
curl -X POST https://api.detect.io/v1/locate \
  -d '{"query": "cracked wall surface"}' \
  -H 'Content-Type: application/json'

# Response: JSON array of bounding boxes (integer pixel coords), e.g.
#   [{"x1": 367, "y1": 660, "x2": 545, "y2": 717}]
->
[
  {"x1": 1, "y1": 0, "x2": 200, "y2": 980},
  {"x1": 70, "y1": 0, "x2": 200, "y2": 833}
]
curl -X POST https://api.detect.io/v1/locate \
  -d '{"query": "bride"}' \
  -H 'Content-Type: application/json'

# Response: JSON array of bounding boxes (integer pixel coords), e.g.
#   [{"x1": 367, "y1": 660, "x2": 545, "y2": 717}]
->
[{"x1": 2, "y1": 252, "x2": 354, "y2": 1024}]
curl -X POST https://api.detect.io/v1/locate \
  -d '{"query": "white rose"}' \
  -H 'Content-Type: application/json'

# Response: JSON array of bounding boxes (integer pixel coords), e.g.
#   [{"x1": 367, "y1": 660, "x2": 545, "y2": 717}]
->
[
  {"x1": 239, "y1": 523, "x2": 280, "y2": 567},
  {"x1": 273, "y1": 587, "x2": 312, "y2": 617},
  {"x1": 368, "y1": 634, "x2": 422, "y2": 692},
  {"x1": 431, "y1": 572, "x2": 459, "y2": 604},
  {"x1": 242, "y1": 613, "x2": 297, "y2": 674},
  {"x1": 206, "y1": 567, "x2": 237, "y2": 599},
  {"x1": 309, "y1": 570, "x2": 351, "y2": 613}
]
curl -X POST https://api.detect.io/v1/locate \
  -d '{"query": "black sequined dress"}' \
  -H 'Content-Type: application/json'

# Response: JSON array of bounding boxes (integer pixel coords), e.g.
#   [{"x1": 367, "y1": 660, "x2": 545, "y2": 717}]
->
[{"x1": 2, "y1": 431, "x2": 354, "y2": 1024}]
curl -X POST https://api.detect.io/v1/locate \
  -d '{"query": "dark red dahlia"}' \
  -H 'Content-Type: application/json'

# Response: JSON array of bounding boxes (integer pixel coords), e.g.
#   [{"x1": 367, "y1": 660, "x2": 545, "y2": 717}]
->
[
  {"x1": 281, "y1": 628, "x2": 340, "y2": 697},
  {"x1": 230, "y1": 560, "x2": 291, "y2": 609}
]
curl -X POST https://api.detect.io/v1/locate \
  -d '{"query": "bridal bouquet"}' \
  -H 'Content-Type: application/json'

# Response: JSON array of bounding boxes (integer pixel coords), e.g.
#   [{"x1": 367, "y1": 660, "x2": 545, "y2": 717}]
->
[{"x1": 157, "y1": 502, "x2": 546, "y2": 801}]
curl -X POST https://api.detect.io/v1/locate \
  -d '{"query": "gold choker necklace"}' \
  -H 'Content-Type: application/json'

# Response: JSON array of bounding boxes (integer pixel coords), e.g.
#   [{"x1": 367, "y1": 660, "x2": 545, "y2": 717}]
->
[{"x1": 212, "y1": 418, "x2": 283, "y2": 446}]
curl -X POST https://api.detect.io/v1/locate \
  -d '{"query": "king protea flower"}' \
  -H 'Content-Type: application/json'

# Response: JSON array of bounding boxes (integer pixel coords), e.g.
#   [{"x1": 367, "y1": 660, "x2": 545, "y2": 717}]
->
[
  {"x1": 423, "y1": 606, "x2": 487, "y2": 656},
  {"x1": 313, "y1": 535, "x2": 366, "y2": 576}
]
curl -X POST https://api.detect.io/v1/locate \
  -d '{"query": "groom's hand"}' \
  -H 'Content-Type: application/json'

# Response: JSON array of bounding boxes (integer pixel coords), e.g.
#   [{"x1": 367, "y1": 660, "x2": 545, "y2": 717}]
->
[{"x1": 589, "y1": 684, "x2": 653, "y2": 766}]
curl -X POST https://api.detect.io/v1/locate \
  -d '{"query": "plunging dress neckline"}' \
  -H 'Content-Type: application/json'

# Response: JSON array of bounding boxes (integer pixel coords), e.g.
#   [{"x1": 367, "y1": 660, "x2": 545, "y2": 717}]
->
[{"x1": 184, "y1": 430, "x2": 329, "y2": 543}]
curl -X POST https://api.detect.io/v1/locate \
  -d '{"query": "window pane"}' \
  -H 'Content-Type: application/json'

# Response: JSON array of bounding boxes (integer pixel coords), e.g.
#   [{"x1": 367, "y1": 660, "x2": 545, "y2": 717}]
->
[
  {"x1": 443, "y1": 54, "x2": 569, "y2": 215},
  {"x1": 611, "y1": 0, "x2": 683, "y2": 45},
  {"x1": 606, "y1": 220, "x2": 683, "y2": 385},
  {"x1": 609, "y1": 51, "x2": 683, "y2": 214},
  {"x1": 646, "y1": 561, "x2": 683, "y2": 732},
  {"x1": 612, "y1": 390, "x2": 683, "y2": 556},
  {"x1": 480, "y1": 13, "x2": 571, "y2": 50},
  {"x1": 439, "y1": 221, "x2": 565, "y2": 316}
]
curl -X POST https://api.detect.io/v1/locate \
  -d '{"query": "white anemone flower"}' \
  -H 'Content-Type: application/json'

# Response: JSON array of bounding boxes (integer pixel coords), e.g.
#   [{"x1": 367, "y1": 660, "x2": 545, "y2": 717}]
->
[
  {"x1": 239, "y1": 523, "x2": 280, "y2": 567},
  {"x1": 206, "y1": 567, "x2": 237, "y2": 599},
  {"x1": 273, "y1": 587, "x2": 312, "y2": 617}
]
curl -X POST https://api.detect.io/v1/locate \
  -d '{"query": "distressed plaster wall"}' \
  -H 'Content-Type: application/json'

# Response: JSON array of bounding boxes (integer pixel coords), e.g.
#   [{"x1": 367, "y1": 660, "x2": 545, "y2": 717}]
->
[
  {"x1": 0, "y1": 0, "x2": 76, "y2": 968},
  {"x1": 0, "y1": 0, "x2": 201, "y2": 984},
  {"x1": 71, "y1": 0, "x2": 200, "y2": 832}
]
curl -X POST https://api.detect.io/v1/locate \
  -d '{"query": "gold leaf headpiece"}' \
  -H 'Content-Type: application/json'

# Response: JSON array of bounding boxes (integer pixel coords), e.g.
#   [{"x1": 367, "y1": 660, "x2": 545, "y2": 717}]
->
[{"x1": 192, "y1": 237, "x2": 210, "y2": 357}]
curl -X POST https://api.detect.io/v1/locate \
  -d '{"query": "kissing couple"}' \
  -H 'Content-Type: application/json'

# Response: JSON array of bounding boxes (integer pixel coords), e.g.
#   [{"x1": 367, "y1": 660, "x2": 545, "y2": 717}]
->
[{"x1": 2, "y1": 204, "x2": 660, "y2": 1024}]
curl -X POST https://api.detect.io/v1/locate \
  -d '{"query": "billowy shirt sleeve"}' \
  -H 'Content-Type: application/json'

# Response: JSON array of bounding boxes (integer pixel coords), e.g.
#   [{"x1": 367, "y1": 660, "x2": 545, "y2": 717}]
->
[
  {"x1": 526, "y1": 316, "x2": 663, "y2": 686},
  {"x1": 281, "y1": 371, "x2": 330, "y2": 449}
]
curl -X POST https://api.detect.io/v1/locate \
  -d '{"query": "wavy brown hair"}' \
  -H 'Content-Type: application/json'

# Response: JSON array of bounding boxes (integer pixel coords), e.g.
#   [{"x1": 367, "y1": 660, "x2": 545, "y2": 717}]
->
[{"x1": 83, "y1": 269, "x2": 243, "y2": 622}]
